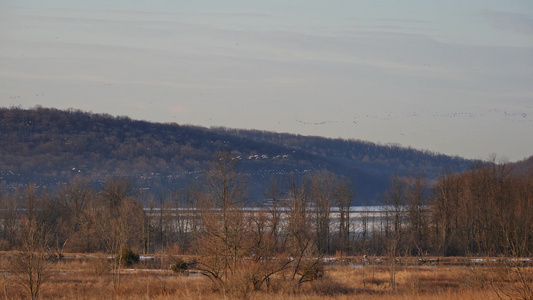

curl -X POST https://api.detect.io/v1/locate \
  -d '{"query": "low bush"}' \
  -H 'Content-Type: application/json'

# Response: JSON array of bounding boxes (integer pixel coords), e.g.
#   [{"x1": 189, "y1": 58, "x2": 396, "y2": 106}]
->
[
  {"x1": 170, "y1": 257, "x2": 189, "y2": 275},
  {"x1": 116, "y1": 246, "x2": 139, "y2": 267},
  {"x1": 298, "y1": 261, "x2": 324, "y2": 282}
]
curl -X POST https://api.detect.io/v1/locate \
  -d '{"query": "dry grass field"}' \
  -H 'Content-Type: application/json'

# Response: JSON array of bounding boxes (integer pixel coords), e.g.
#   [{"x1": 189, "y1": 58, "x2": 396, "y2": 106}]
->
[{"x1": 1, "y1": 253, "x2": 531, "y2": 300}]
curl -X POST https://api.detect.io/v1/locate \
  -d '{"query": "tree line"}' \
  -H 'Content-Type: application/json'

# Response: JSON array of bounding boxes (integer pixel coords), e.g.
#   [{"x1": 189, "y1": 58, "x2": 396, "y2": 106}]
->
[
  {"x1": 1, "y1": 153, "x2": 532, "y2": 259},
  {"x1": 355, "y1": 160, "x2": 533, "y2": 258}
]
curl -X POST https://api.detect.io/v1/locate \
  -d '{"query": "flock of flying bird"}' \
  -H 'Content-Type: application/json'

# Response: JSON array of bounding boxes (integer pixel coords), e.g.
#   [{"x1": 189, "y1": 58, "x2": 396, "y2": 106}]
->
[{"x1": 294, "y1": 108, "x2": 531, "y2": 128}]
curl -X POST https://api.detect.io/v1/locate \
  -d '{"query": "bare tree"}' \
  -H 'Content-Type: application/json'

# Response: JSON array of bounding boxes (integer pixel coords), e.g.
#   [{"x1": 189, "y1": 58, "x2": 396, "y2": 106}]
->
[
  {"x1": 382, "y1": 175, "x2": 406, "y2": 291},
  {"x1": 285, "y1": 173, "x2": 322, "y2": 287},
  {"x1": 431, "y1": 172, "x2": 456, "y2": 256},
  {"x1": 309, "y1": 170, "x2": 338, "y2": 255},
  {"x1": 181, "y1": 183, "x2": 203, "y2": 253},
  {"x1": 0, "y1": 190, "x2": 19, "y2": 249},
  {"x1": 10, "y1": 217, "x2": 52, "y2": 300},
  {"x1": 336, "y1": 178, "x2": 353, "y2": 256},
  {"x1": 93, "y1": 177, "x2": 145, "y2": 288},
  {"x1": 58, "y1": 177, "x2": 91, "y2": 233},
  {"x1": 195, "y1": 151, "x2": 248, "y2": 293},
  {"x1": 56, "y1": 177, "x2": 92, "y2": 253},
  {"x1": 265, "y1": 175, "x2": 284, "y2": 251},
  {"x1": 100, "y1": 176, "x2": 132, "y2": 210},
  {"x1": 405, "y1": 172, "x2": 428, "y2": 255},
  {"x1": 246, "y1": 209, "x2": 292, "y2": 291}
]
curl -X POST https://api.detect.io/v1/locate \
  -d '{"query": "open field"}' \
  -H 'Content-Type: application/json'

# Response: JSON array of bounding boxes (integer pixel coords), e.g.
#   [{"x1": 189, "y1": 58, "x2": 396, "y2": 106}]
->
[{"x1": 1, "y1": 253, "x2": 531, "y2": 299}]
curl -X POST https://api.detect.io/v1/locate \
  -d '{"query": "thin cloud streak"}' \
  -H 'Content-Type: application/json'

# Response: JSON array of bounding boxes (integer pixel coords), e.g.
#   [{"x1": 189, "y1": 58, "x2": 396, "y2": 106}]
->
[
  {"x1": 482, "y1": 10, "x2": 533, "y2": 36},
  {"x1": 0, "y1": 2, "x2": 532, "y2": 160}
]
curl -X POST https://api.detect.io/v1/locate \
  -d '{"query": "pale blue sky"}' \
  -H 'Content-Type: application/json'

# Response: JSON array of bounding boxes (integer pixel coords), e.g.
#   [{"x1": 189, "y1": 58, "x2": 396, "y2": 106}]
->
[{"x1": 1, "y1": 1, "x2": 532, "y2": 161}]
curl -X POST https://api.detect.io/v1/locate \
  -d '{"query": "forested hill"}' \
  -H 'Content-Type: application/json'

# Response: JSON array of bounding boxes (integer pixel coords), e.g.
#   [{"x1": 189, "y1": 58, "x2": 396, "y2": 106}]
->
[
  {"x1": 511, "y1": 155, "x2": 533, "y2": 175},
  {"x1": 0, "y1": 106, "x2": 477, "y2": 204}
]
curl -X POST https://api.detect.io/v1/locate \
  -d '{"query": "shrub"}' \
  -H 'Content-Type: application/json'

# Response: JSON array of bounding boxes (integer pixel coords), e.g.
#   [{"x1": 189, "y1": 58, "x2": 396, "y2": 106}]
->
[
  {"x1": 116, "y1": 246, "x2": 139, "y2": 267},
  {"x1": 170, "y1": 258, "x2": 189, "y2": 275},
  {"x1": 298, "y1": 261, "x2": 324, "y2": 282}
]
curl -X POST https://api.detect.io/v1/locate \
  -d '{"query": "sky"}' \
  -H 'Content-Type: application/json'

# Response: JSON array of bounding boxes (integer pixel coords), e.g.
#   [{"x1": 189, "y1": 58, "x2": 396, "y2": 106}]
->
[{"x1": 1, "y1": 1, "x2": 532, "y2": 161}]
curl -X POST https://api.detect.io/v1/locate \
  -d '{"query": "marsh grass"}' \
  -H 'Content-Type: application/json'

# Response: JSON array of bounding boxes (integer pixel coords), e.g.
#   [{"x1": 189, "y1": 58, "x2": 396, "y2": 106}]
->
[{"x1": 0, "y1": 253, "x2": 530, "y2": 299}]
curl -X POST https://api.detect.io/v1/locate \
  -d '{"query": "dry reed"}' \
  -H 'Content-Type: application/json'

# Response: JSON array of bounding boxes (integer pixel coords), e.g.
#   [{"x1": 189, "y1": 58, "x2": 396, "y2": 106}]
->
[{"x1": 0, "y1": 253, "x2": 530, "y2": 300}]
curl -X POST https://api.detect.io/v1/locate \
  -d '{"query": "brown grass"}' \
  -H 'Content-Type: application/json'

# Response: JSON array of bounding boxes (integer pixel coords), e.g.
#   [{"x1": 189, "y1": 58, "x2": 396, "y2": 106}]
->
[{"x1": 0, "y1": 253, "x2": 531, "y2": 300}]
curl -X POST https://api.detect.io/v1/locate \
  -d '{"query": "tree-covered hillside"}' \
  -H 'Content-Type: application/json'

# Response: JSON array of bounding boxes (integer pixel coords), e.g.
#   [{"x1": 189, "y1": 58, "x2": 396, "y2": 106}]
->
[{"x1": 0, "y1": 106, "x2": 478, "y2": 203}]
